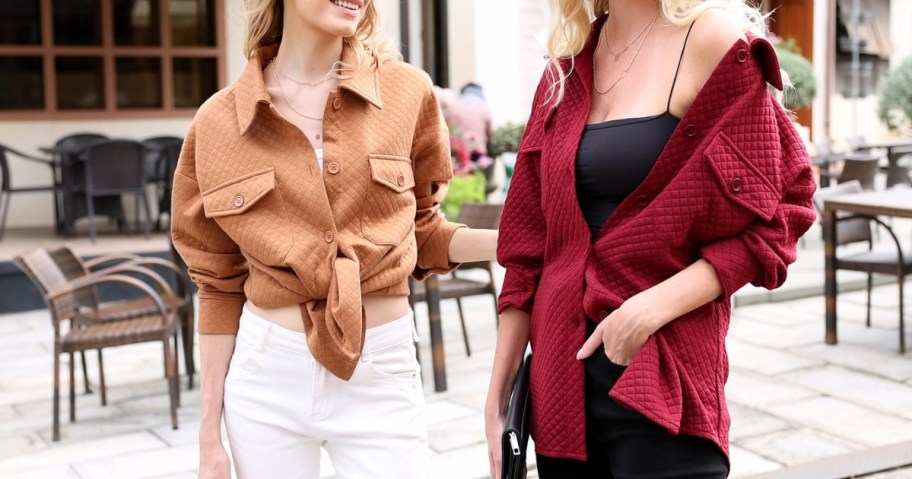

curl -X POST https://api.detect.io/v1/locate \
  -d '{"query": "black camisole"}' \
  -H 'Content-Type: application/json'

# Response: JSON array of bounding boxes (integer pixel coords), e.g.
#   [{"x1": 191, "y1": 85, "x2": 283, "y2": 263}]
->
[{"x1": 576, "y1": 22, "x2": 695, "y2": 240}]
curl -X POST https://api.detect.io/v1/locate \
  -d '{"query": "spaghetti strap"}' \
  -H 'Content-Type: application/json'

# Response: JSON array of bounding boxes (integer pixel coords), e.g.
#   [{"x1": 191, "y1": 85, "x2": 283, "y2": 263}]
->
[{"x1": 667, "y1": 22, "x2": 697, "y2": 112}]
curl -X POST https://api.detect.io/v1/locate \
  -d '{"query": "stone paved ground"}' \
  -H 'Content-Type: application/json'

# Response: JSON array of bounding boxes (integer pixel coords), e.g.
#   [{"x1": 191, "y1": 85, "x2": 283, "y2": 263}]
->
[{"x1": 1, "y1": 221, "x2": 911, "y2": 478}]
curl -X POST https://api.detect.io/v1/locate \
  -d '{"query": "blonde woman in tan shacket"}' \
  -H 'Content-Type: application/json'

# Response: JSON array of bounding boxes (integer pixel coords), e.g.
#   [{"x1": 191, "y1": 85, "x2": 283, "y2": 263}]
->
[{"x1": 171, "y1": 1, "x2": 497, "y2": 478}]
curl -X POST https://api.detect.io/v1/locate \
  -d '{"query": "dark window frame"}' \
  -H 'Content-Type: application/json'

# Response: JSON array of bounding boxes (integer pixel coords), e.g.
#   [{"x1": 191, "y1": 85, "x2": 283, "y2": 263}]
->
[{"x1": 0, "y1": 0, "x2": 225, "y2": 120}]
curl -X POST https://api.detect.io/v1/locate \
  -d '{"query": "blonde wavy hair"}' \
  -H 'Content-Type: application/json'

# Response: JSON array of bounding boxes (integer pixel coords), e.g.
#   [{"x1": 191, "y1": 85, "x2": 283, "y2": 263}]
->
[
  {"x1": 243, "y1": 0, "x2": 400, "y2": 71},
  {"x1": 545, "y1": 0, "x2": 768, "y2": 104}
]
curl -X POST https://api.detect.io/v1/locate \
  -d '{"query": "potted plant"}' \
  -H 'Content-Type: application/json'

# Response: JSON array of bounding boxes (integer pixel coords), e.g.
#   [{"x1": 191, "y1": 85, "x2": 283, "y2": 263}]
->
[
  {"x1": 488, "y1": 122, "x2": 526, "y2": 193},
  {"x1": 877, "y1": 57, "x2": 912, "y2": 134},
  {"x1": 773, "y1": 39, "x2": 817, "y2": 110}
]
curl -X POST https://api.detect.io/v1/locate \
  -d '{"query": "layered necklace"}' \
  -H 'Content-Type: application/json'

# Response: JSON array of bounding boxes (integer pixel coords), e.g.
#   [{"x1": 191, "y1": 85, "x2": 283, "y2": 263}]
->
[
  {"x1": 269, "y1": 58, "x2": 336, "y2": 121},
  {"x1": 593, "y1": 9, "x2": 660, "y2": 95}
]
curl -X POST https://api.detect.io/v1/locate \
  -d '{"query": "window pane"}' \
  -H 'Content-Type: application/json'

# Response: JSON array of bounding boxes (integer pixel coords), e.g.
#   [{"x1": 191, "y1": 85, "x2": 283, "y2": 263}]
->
[
  {"x1": 173, "y1": 57, "x2": 217, "y2": 107},
  {"x1": 170, "y1": 0, "x2": 215, "y2": 46},
  {"x1": 0, "y1": 57, "x2": 43, "y2": 110},
  {"x1": 53, "y1": 0, "x2": 102, "y2": 45},
  {"x1": 116, "y1": 57, "x2": 162, "y2": 108},
  {"x1": 114, "y1": 0, "x2": 161, "y2": 46},
  {"x1": 0, "y1": 1, "x2": 41, "y2": 45},
  {"x1": 56, "y1": 57, "x2": 104, "y2": 109}
]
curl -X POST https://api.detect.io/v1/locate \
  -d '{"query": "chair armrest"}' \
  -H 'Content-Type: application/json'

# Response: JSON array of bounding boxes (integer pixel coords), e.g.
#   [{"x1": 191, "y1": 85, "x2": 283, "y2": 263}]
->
[
  {"x1": 83, "y1": 253, "x2": 145, "y2": 270},
  {"x1": 90, "y1": 263, "x2": 178, "y2": 307},
  {"x1": 841, "y1": 214, "x2": 907, "y2": 265},
  {"x1": 88, "y1": 256, "x2": 192, "y2": 300},
  {"x1": 3, "y1": 146, "x2": 54, "y2": 165},
  {"x1": 48, "y1": 274, "x2": 170, "y2": 322}
]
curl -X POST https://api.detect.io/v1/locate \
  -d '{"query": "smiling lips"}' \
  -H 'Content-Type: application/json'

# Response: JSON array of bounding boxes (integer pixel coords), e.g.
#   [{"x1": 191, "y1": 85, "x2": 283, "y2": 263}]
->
[{"x1": 331, "y1": 0, "x2": 361, "y2": 11}]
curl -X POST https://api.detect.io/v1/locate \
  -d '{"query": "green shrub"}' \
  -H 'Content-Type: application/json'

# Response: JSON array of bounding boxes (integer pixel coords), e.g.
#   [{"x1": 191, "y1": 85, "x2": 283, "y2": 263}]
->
[
  {"x1": 488, "y1": 122, "x2": 526, "y2": 159},
  {"x1": 877, "y1": 57, "x2": 912, "y2": 134},
  {"x1": 775, "y1": 44, "x2": 817, "y2": 110},
  {"x1": 441, "y1": 171, "x2": 487, "y2": 221}
]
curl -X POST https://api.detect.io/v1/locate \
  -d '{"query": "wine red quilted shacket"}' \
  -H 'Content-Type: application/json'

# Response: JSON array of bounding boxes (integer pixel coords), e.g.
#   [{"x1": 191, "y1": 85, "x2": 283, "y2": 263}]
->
[{"x1": 496, "y1": 19, "x2": 817, "y2": 461}]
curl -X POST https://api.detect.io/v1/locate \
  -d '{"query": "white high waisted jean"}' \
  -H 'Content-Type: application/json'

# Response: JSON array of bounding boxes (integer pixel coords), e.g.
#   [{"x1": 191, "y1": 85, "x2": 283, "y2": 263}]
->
[{"x1": 223, "y1": 305, "x2": 427, "y2": 479}]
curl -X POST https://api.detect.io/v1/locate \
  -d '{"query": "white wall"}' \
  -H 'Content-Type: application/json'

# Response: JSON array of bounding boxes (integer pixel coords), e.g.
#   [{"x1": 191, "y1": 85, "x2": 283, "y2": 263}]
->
[{"x1": 472, "y1": 0, "x2": 550, "y2": 127}]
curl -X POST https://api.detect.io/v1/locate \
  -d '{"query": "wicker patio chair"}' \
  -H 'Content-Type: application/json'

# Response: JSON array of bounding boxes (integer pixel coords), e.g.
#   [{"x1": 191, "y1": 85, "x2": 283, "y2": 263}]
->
[
  {"x1": 408, "y1": 202, "x2": 503, "y2": 356},
  {"x1": 49, "y1": 246, "x2": 196, "y2": 389},
  {"x1": 14, "y1": 247, "x2": 180, "y2": 441},
  {"x1": 813, "y1": 180, "x2": 912, "y2": 353},
  {"x1": 140, "y1": 136, "x2": 183, "y2": 231}
]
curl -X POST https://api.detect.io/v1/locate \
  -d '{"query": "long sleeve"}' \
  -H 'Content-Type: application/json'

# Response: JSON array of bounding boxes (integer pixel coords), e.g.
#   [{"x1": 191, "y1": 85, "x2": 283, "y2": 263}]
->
[
  {"x1": 495, "y1": 72, "x2": 552, "y2": 315},
  {"x1": 700, "y1": 109, "x2": 817, "y2": 298},
  {"x1": 171, "y1": 125, "x2": 248, "y2": 334},
  {"x1": 411, "y1": 77, "x2": 465, "y2": 280}
]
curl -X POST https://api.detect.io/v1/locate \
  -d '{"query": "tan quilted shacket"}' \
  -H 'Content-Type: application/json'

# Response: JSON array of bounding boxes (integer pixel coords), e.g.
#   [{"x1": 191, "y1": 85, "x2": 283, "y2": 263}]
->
[{"x1": 171, "y1": 43, "x2": 464, "y2": 380}]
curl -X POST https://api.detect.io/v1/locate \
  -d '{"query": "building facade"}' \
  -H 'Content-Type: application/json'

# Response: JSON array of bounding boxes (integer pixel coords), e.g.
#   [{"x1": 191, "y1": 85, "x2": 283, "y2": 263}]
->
[{"x1": 2, "y1": 0, "x2": 909, "y2": 230}]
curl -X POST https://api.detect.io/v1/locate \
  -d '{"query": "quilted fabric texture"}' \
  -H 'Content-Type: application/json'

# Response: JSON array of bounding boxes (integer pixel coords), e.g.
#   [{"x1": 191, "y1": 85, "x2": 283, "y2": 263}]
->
[
  {"x1": 497, "y1": 17, "x2": 817, "y2": 461},
  {"x1": 171, "y1": 43, "x2": 463, "y2": 380}
]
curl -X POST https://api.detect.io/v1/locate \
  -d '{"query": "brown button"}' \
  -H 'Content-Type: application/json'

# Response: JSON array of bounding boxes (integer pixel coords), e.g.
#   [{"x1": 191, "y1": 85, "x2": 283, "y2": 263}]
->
[
  {"x1": 328, "y1": 162, "x2": 340, "y2": 175},
  {"x1": 635, "y1": 195, "x2": 648, "y2": 206},
  {"x1": 730, "y1": 177, "x2": 743, "y2": 193},
  {"x1": 736, "y1": 48, "x2": 748, "y2": 63},
  {"x1": 233, "y1": 195, "x2": 244, "y2": 208},
  {"x1": 397, "y1": 175, "x2": 406, "y2": 187},
  {"x1": 684, "y1": 124, "x2": 697, "y2": 137},
  {"x1": 598, "y1": 310, "x2": 609, "y2": 320},
  {"x1": 332, "y1": 97, "x2": 343, "y2": 110},
  {"x1": 324, "y1": 231, "x2": 334, "y2": 243}
]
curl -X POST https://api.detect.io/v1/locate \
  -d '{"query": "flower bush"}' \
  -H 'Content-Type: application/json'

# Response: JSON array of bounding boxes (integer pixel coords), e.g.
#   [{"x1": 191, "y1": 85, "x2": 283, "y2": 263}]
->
[
  {"x1": 441, "y1": 116, "x2": 493, "y2": 220},
  {"x1": 488, "y1": 122, "x2": 526, "y2": 159}
]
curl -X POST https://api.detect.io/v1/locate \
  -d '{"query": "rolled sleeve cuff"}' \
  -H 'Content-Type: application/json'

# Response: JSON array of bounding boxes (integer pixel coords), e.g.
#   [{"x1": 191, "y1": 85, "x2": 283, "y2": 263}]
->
[
  {"x1": 196, "y1": 292, "x2": 245, "y2": 335},
  {"x1": 413, "y1": 221, "x2": 466, "y2": 280},
  {"x1": 700, "y1": 236, "x2": 763, "y2": 299},
  {"x1": 497, "y1": 268, "x2": 537, "y2": 315}
]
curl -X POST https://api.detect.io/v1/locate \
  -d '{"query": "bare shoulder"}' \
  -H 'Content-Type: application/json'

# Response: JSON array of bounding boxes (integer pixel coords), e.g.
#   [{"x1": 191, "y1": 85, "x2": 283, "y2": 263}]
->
[
  {"x1": 671, "y1": 7, "x2": 751, "y2": 115},
  {"x1": 688, "y1": 8, "x2": 749, "y2": 74}
]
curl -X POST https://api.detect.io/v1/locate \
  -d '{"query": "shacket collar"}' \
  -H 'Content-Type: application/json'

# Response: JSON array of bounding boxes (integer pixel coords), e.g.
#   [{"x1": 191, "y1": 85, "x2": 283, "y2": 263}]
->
[{"x1": 235, "y1": 41, "x2": 383, "y2": 135}]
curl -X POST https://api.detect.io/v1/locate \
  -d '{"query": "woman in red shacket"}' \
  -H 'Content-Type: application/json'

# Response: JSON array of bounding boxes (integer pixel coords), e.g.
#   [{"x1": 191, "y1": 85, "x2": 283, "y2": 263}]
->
[{"x1": 485, "y1": 0, "x2": 816, "y2": 478}]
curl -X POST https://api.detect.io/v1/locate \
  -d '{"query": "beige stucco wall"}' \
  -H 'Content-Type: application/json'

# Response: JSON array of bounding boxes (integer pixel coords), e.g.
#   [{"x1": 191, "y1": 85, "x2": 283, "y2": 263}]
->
[{"x1": 0, "y1": 2, "x2": 400, "y2": 231}]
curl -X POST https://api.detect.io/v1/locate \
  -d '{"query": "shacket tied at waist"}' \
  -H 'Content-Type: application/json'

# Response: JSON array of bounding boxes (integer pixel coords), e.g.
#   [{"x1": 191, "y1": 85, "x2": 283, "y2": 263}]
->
[{"x1": 299, "y1": 256, "x2": 364, "y2": 381}]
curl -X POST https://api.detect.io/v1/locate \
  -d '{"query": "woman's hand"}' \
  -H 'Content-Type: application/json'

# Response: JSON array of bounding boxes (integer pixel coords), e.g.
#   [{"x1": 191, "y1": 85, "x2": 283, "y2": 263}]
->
[
  {"x1": 576, "y1": 259, "x2": 724, "y2": 364},
  {"x1": 484, "y1": 404, "x2": 506, "y2": 479},
  {"x1": 199, "y1": 441, "x2": 231, "y2": 479},
  {"x1": 576, "y1": 292, "x2": 662, "y2": 365}
]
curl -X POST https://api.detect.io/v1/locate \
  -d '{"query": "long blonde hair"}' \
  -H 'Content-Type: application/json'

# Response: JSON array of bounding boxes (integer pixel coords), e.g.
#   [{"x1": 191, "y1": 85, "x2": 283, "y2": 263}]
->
[
  {"x1": 243, "y1": 0, "x2": 400, "y2": 69},
  {"x1": 545, "y1": 0, "x2": 768, "y2": 104}
]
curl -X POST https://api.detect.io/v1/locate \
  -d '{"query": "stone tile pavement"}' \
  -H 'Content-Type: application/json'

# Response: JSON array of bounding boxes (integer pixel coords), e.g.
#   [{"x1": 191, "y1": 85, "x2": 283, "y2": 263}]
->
[{"x1": 1, "y1": 220, "x2": 911, "y2": 478}]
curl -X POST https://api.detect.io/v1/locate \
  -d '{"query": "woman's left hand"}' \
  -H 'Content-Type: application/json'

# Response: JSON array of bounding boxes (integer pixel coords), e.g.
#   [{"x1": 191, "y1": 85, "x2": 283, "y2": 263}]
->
[{"x1": 576, "y1": 292, "x2": 663, "y2": 365}]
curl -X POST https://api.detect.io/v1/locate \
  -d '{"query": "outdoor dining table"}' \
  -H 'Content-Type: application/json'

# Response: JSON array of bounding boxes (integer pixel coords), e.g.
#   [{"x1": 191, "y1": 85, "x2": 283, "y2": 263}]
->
[
  {"x1": 822, "y1": 188, "x2": 912, "y2": 346},
  {"x1": 854, "y1": 137, "x2": 912, "y2": 168}
]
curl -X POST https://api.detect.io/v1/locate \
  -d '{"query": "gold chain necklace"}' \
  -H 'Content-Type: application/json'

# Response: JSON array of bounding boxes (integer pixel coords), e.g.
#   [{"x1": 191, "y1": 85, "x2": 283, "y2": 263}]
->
[
  {"x1": 271, "y1": 64, "x2": 325, "y2": 121},
  {"x1": 593, "y1": 12, "x2": 659, "y2": 95},
  {"x1": 604, "y1": 9, "x2": 660, "y2": 62},
  {"x1": 269, "y1": 58, "x2": 332, "y2": 86}
]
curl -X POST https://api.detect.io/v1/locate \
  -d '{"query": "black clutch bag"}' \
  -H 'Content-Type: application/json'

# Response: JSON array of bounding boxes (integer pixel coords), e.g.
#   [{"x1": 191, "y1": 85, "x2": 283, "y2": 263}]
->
[{"x1": 501, "y1": 352, "x2": 532, "y2": 479}]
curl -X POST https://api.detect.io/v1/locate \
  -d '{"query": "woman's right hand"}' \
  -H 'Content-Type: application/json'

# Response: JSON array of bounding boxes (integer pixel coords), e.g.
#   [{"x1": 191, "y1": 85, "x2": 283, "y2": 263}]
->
[
  {"x1": 199, "y1": 442, "x2": 231, "y2": 479},
  {"x1": 484, "y1": 404, "x2": 506, "y2": 479}
]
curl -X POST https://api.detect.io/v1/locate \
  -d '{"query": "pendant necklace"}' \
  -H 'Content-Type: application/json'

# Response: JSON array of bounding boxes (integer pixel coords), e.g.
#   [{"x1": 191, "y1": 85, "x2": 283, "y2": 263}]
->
[
  {"x1": 270, "y1": 62, "x2": 325, "y2": 121},
  {"x1": 593, "y1": 11, "x2": 660, "y2": 95},
  {"x1": 604, "y1": 9, "x2": 660, "y2": 62}
]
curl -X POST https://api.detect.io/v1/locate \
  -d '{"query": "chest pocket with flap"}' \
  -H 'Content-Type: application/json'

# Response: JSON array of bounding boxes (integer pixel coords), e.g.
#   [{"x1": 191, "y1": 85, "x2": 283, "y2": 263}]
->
[
  {"x1": 202, "y1": 167, "x2": 293, "y2": 265},
  {"x1": 361, "y1": 154, "x2": 416, "y2": 246}
]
